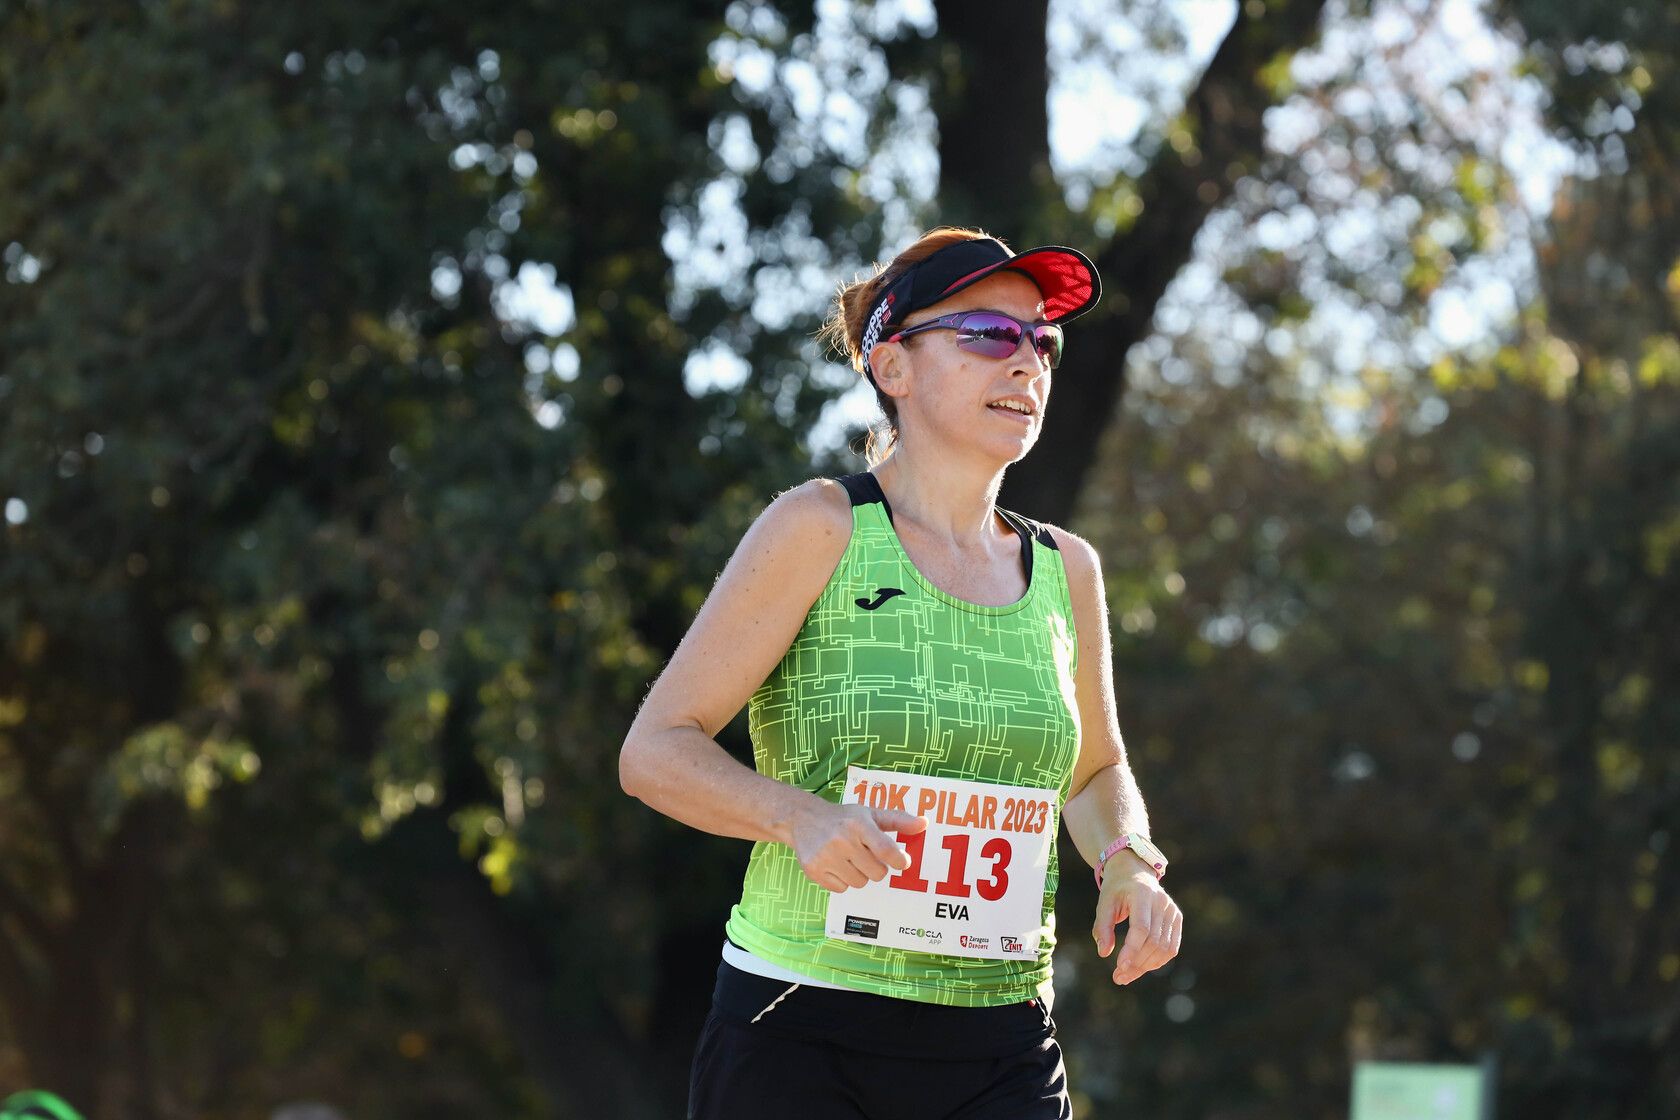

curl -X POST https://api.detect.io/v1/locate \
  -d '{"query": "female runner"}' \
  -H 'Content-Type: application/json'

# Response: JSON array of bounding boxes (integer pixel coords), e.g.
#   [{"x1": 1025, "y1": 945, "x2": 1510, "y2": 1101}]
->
[{"x1": 621, "y1": 227, "x2": 1182, "y2": 1119}]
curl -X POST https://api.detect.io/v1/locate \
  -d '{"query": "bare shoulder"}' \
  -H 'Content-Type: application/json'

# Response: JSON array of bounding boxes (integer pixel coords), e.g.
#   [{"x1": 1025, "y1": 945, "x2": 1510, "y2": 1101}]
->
[
  {"x1": 1042, "y1": 524, "x2": 1113, "y2": 699},
  {"x1": 1042, "y1": 523, "x2": 1103, "y2": 589},
  {"x1": 725, "y1": 476, "x2": 856, "y2": 605},
  {"x1": 625, "y1": 478, "x2": 856, "y2": 741},
  {"x1": 755, "y1": 476, "x2": 854, "y2": 559},
  {"x1": 766, "y1": 475, "x2": 854, "y2": 530}
]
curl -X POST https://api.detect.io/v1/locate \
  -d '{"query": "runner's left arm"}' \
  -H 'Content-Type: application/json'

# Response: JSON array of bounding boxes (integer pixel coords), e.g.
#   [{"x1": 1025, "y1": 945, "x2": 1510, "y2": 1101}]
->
[{"x1": 1050, "y1": 526, "x2": 1183, "y2": 985}]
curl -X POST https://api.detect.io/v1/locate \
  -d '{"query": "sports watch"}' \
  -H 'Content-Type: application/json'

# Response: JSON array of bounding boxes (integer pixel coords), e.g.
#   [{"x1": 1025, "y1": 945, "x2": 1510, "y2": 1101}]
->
[{"x1": 1095, "y1": 832, "x2": 1168, "y2": 886}]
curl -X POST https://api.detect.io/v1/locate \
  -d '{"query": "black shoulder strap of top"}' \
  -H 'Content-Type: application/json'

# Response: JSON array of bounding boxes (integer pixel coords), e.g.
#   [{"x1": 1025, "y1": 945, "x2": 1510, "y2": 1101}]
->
[
  {"x1": 835, "y1": 472, "x2": 894, "y2": 523},
  {"x1": 997, "y1": 507, "x2": 1058, "y2": 551},
  {"x1": 995, "y1": 507, "x2": 1041, "y2": 583}
]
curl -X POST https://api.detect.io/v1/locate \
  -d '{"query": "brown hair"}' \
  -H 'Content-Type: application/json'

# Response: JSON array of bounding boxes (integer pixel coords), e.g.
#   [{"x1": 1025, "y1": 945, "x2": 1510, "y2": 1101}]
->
[{"x1": 818, "y1": 226, "x2": 1003, "y2": 466}]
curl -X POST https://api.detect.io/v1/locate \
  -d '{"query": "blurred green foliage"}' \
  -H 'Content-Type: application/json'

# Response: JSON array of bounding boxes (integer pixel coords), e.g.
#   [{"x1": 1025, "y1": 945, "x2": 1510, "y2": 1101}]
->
[
  {"x1": 1, "y1": 1, "x2": 1677, "y2": 1118},
  {"x1": 1069, "y1": 174, "x2": 1680, "y2": 1116}
]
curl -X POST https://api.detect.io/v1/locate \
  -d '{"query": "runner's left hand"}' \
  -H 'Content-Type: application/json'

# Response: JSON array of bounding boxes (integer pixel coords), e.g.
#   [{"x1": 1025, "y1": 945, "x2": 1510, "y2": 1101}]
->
[{"x1": 1093, "y1": 855, "x2": 1182, "y2": 986}]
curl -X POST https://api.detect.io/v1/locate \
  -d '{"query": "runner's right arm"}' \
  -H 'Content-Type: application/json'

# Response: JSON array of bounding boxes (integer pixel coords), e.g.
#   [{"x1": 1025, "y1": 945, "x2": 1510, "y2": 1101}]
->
[{"x1": 619, "y1": 479, "x2": 925, "y2": 891}]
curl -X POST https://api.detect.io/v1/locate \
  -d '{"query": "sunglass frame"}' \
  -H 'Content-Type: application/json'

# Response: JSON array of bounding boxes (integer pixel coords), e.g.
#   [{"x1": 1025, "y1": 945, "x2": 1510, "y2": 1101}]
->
[{"x1": 882, "y1": 311, "x2": 1064, "y2": 369}]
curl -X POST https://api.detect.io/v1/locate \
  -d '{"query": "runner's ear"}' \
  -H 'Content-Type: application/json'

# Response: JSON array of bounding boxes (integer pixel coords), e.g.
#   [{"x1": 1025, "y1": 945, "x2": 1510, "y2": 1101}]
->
[{"x1": 870, "y1": 340, "x2": 911, "y2": 398}]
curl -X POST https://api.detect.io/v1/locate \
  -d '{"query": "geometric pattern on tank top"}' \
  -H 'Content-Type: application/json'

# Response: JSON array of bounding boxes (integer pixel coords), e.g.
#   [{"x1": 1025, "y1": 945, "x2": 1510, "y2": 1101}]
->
[{"x1": 725, "y1": 472, "x2": 1082, "y2": 1007}]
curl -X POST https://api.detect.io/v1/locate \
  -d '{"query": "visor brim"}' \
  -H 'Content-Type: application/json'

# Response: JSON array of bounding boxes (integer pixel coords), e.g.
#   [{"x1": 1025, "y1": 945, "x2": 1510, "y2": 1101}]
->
[{"x1": 932, "y1": 245, "x2": 1101, "y2": 324}]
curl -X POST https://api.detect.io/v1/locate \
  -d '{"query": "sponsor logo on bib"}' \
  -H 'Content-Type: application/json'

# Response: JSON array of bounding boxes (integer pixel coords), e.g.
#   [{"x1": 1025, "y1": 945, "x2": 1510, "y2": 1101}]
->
[
  {"x1": 898, "y1": 926, "x2": 944, "y2": 944},
  {"x1": 844, "y1": 915, "x2": 880, "y2": 939}
]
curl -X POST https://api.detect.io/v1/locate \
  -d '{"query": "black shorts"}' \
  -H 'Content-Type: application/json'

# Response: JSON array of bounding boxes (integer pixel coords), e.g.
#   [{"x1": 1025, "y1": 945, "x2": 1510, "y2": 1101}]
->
[{"x1": 687, "y1": 959, "x2": 1072, "y2": 1120}]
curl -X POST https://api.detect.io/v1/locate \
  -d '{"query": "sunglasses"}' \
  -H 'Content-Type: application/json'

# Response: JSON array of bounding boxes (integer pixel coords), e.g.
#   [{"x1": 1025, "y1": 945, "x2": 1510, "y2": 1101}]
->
[{"x1": 883, "y1": 310, "x2": 1065, "y2": 370}]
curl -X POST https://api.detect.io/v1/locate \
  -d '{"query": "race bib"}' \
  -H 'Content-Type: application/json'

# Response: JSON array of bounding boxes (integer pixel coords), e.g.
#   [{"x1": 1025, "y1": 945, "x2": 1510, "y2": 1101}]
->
[{"x1": 824, "y1": 766, "x2": 1057, "y2": 960}]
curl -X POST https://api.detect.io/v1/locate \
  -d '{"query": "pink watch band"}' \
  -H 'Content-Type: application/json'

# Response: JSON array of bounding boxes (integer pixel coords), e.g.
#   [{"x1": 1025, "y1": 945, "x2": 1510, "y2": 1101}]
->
[{"x1": 1095, "y1": 834, "x2": 1165, "y2": 887}]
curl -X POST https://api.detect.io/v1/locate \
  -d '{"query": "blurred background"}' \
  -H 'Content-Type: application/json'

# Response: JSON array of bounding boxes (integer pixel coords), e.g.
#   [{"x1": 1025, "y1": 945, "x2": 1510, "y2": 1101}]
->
[{"x1": 1, "y1": 0, "x2": 1676, "y2": 1116}]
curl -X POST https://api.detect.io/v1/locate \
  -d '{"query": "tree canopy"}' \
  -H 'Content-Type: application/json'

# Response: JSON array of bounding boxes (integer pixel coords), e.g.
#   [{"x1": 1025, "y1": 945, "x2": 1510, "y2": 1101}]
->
[{"x1": 2, "y1": 1, "x2": 1676, "y2": 1116}]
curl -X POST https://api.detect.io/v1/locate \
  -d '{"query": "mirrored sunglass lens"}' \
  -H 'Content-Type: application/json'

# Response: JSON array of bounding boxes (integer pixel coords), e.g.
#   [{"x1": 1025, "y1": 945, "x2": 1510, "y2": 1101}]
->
[
  {"x1": 1033, "y1": 326, "x2": 1063, "y2": 368},
  {"x1": 956, "y1": 315, "x2": 1025, "y2": 357}
]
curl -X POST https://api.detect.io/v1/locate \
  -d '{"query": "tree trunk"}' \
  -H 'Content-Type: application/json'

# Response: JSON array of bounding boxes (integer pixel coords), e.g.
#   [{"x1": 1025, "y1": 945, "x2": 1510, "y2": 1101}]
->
[
  {"x1": 383, "y1": 807, "x2": 663, "y2": 1118},
  {"x1": 931, "y1": 0, "x2": 1051, "y2": 235},
  {"x1": 986, "y1": 0, "x2": 1331, "y2": 524}
]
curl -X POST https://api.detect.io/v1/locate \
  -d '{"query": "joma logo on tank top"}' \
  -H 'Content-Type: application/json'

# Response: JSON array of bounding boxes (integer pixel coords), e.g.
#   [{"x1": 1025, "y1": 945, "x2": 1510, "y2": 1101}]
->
[{"x1": 855, "y1": 587, "x2": 906, "y2": 610}]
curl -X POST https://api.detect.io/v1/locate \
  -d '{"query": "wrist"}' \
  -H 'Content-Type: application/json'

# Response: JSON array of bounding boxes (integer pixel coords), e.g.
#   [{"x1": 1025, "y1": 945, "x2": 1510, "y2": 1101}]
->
[
  {"x1": 767, "y1": 786, "x2": 829, "y2": 847},
  {"x1": 1103, "y1": 849, "x2": 1153, "y2": 880},
  {"x1": 1095, "y1": 831, "x2": 1168, "y2": 887}
]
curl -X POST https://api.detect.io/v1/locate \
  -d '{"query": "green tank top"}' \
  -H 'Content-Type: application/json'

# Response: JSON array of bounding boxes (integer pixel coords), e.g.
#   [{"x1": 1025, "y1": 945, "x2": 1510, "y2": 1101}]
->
[{"x1": 725, "y1": 472, "x2": 1082, "y2": 1007}]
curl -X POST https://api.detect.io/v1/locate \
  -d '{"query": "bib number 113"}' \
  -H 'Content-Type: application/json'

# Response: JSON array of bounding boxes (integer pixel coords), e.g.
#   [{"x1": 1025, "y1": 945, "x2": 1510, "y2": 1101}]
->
[{"x1": 889, "y1": 829, "x2": 1011, "y2": 902}]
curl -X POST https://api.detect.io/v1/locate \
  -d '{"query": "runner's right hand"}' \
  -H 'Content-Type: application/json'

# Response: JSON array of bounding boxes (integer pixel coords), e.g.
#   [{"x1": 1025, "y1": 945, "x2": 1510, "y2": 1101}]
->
[{"x1": 790, "y1": 803, "x2": 928, "y2": 892}]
